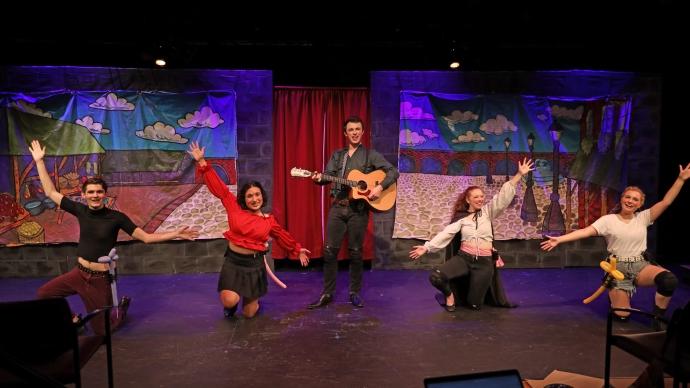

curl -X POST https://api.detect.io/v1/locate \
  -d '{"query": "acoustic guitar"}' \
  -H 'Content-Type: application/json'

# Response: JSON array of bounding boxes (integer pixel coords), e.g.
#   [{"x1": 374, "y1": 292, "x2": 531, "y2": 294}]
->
[{"x1": 290, "y1": 167, "x2": 397, "y2": 211}]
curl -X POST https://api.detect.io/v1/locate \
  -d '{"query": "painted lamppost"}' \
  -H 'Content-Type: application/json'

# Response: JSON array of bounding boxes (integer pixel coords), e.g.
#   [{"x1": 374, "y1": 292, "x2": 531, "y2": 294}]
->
[
  {"x1": 542, "y1": 122, "x2": 566, "y2": 236},
  {"x1": 503, "y1": 137, "x2": 511, "y2": 181},
  {"x1": 520, "y1": 132, "x2": 538, "y2": 222},
  {"x1": 486, "y1": 145, "x2": 493, "y2": 184}
]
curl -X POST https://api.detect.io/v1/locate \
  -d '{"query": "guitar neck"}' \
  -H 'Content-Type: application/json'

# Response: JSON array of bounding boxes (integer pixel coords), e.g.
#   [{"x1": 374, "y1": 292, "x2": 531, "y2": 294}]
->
[{"x1": 320, "y1": 174, "x2": 357, "y2": 187}]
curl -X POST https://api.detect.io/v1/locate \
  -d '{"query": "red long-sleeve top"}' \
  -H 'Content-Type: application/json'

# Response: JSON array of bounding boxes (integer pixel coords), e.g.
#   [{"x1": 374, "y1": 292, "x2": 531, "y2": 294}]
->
[{"x1": 198, "y1": 164, "x2": 302, "y2": 258}]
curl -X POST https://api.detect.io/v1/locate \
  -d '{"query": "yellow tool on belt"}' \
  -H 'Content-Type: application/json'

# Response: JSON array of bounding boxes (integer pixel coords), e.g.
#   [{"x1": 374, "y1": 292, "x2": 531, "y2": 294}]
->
[{"x1": 583, "y1": 256, "x2": 624, "y2": 304}]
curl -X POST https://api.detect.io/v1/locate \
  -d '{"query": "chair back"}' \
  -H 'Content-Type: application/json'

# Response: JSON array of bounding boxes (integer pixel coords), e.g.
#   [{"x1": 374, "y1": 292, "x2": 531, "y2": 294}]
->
[
  {"x1": 662, "y1": 302, "x2": 690, "y2": 380},
  {"x1": 0, "y1": 298, "x2": 82, "y2": 387},
  {"x1": 0, "y1": 298, "x2": 77, "y2": 363}
]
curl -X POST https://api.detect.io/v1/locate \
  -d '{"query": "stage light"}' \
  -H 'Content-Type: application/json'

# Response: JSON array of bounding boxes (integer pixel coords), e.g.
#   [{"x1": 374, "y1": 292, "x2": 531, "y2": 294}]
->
[
  {"x1": 449, "y1": 43, "x2": 461, "y2": 69},
  {"x1": 154, "y1": 44, "x2": 168, "y2": 67}
]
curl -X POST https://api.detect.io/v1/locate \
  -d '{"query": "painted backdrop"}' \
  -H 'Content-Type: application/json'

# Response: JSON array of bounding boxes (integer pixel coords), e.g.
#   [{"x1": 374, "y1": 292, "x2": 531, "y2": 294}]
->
[
  {"x1": 394, "y1": 91, "x2": 632, "y2": 241},
  {"x1": 0, "y1": 91, "x2": 237, "y2": 245}
]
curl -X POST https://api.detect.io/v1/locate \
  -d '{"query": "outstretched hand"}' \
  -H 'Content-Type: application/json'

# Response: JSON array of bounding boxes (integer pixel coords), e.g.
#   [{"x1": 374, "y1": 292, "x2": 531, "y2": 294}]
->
[
  {"x1": 409, "y1": 245, "x2": 428, "y2": 260},
  {"x1": 299, "y1": 248, "x2": 311, "y2": 267},
  {"x1": 679, "y1": 162, "x2": 690, "y2": 181},
  {"x1": 517, "y1": 158, "x2": 535, "y2": 176},
  {"x1": 28, "y1": 140, "x2": 45, "y2": 162},
  {"x1": 540, "y1": 235, "x2": 559, "y2": 251},
  {"x1": 177, "y1": 226, "x2": 200, "y2": 240},
  {"x1": 187, "y1": 141, "x2": 205, "y2": 162}
]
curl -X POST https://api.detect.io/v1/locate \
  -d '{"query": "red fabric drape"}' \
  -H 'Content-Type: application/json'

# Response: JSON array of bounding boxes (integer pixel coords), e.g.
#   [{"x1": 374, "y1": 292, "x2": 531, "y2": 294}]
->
[{"x1": 272, "y1": 87, "x2": 373, "y2": 260}]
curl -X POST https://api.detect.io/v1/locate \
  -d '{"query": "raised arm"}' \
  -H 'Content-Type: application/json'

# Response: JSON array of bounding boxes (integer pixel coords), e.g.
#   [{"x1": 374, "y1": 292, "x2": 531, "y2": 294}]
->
[
  {"x1": 187, "y1": 141, "x2": 207, "y2": 167},
  {"x1": 540, "y1": 226, "x2": 598, "y2": 251},
  {"x1": 487, "y1": 158, "x2": 534, "y2": 218},
  {"x1": 28, "y1": 140, "x2": 64, "y2": 205},
  {"x1": 509, "y1": 158, "x2": 534, "y2": 187},
  {"x1": 188, "y1": 141, "x2": 236, "y2": 205},
  {"x1": 649, "y1": 162, "x2": 690, "y2": 222}
]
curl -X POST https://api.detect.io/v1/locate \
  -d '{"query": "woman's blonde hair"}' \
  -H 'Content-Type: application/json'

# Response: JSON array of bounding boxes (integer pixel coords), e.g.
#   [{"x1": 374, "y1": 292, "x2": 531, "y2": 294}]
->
[{"x1": 610, "y1": 186, "x2": 646, "y2": 213}]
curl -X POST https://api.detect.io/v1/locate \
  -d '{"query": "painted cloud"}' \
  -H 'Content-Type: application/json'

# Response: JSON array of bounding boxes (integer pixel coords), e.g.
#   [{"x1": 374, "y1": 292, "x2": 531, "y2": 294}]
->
[
  {"x1": 479, "y1": 114, "x2": 518, "y2": 135},
  {"x1": 76, "y1": 115, "x2": 110, "y2": 134},
  {"x1": 452, "y1": 130, "x2": 486, "y2": 143},
  {"x1": 89, "y1": 93, "x2": 135, "y2": 111},
  {"x1": 136, "y1": 121, "x2": 189, "y2": 144},
  {"x1": 399, "y1": 129, "x2": 427, "y2": 146},
  {"x1": 551, "y1": 104, "x2": 584, "y2": 121},
  {"x1": 177, "y1": 106, "x2": 225, "y2": 128},
  {"x1": 400, "y1": 101, "x2": 434, "y2": 120}
]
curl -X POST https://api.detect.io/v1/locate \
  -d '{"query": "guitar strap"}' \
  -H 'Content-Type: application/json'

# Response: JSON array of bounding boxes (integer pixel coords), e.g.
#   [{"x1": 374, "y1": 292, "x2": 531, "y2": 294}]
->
[
  {"x1": 339, "y1": 148, "x2": 348, "y2": 177},
  {"x1": 339, "y1": 148, "x2": 348, "y2": 191},
  {"x1": 330, "y1": 148, "x2": 348, "y2": 197},
  {"x1": 365, "y1": 146, "x2": 370, "y2": 173},
  {"x1": 334, "y1": 145, "x2": 371, "y2": 196}
]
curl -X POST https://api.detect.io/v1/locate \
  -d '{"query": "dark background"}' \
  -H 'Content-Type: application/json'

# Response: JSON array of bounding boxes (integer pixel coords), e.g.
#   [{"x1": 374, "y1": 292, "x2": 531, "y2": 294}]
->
[{"x1": 1, "y1": 2, "x2": 687, "y2": 260}]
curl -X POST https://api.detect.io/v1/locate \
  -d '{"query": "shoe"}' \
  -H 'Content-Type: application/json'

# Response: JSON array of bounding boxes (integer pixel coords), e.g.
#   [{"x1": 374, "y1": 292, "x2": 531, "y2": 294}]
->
[
  {"x1": 72, "y1": 313, "x2": 86, "y2": 334},
  {"x1": 72, "y1": 313, "x2": 83, "y2": 325},
  {"x1": 468, "y1": 304, "x2": 481, "y2": 311},
  {"x1": 119, "y1": 296, "x2": 132, "y2": 320},
  {"x1": 651, "y1": 305, "x2": 668, "y2": 332},
  {"x1": 349, "y1": 293, "x2": 364, "y2": 308},
  {"x1": 223, "y1": 305, "x2": 238, "y2": 318},
  {"x1": 434, "y1": 293, "x2": 456, "y2": 312},
  {"x1": 307, "y1": 294, "x2": 332, "y2": 309}
]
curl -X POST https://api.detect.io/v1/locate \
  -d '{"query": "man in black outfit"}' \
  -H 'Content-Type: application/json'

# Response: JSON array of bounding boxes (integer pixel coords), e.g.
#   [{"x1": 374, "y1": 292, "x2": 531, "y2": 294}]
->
[
  {"x1": 307, "y1": 116, "x2": 399, "y2": 309},
  {"x1": 30, "y1": 140, "x2": 198, "y2": 334}
]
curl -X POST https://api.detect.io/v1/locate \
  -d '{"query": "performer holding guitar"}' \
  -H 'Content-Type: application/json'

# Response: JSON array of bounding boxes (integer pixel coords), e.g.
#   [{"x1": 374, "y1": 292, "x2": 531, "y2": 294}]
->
[
  {"x1": 290, "y1": 168, "x2": 397, "y2": 211},
  {"x1": 307, "y1": 115, "x2": 399, "y2": 309}
]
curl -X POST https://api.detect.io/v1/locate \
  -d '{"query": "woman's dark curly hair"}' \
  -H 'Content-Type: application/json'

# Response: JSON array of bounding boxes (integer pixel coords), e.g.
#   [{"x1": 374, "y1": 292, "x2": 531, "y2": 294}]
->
[{"x1": 237, "y1": 181, "x2": 268, "y2": 210}]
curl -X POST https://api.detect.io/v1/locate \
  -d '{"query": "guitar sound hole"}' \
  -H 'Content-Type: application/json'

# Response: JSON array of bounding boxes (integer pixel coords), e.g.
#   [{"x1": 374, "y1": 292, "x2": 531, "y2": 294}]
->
[{"x1": 357, "y1": 181, "x2": 367, "y2": 190}]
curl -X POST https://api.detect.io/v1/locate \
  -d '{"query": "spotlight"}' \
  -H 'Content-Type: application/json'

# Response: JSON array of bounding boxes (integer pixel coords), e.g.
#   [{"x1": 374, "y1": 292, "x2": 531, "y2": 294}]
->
[
  {"x1": 448, "y1": 44, "x2": 461, "y2": 69},
  {"x1": 153, "y1": 44, "x2": 168, "y2": 67}
]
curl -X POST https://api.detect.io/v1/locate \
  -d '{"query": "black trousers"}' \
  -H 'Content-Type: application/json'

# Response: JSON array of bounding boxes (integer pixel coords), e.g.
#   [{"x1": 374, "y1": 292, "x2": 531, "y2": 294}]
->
[
  {"x1": 437, "y1": 252, "x2": 494, "y2": 306},
  {"x1": 322, "y1": 200, "x2": 369, "y2": 295}
]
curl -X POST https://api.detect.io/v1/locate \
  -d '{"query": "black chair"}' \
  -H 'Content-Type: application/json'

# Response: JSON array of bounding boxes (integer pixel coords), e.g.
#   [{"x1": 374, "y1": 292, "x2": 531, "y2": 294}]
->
[
  {"x1": 0, "y1": 298, "x2": 114, "y2": 388},
  {"x1": 604, "y1": 303, "x2": 690, "y2": 388}
]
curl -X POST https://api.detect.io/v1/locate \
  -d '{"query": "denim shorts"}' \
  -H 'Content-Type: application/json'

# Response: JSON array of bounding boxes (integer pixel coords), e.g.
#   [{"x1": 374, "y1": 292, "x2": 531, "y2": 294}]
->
[{"x1": 611, "y1": 259, "x2": 649, "y2": 295}]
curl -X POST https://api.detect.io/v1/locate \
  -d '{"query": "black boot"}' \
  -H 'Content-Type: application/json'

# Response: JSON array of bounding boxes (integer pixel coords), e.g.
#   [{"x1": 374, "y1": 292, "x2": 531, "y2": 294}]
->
[
  {"x1": 651, "y1": 304, "x2": 667, "y2": 331},
  {"x1": 429, "y1": 270, "x2": 455, "y2": 312}
]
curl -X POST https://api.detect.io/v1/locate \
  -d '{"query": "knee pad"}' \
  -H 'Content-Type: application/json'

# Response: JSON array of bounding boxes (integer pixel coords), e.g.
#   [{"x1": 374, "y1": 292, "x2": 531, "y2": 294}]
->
[
  {"x1": 654, "y1": 271, "x2": 678, "y2": 297},
  {"x1": 429, "y1": 269, "x2": 452, "y2": 296}
]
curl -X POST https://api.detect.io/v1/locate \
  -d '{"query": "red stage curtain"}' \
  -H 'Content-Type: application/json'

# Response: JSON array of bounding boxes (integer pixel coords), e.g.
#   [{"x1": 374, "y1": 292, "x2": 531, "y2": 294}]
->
[{"x1": 272, "y1": 87, "x2": 373, "y2": 260}]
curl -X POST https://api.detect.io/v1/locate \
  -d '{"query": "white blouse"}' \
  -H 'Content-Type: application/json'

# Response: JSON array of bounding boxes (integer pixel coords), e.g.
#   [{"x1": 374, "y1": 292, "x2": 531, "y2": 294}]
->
[{"x1": 423, "y1": 181, "x2": 516, "y2": 253}]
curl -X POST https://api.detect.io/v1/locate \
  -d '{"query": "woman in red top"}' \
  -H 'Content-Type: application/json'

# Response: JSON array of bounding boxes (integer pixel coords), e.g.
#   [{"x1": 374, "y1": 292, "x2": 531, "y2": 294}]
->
[{"x1": 188, "y1": 142, "x2": 310, "y2": 318}]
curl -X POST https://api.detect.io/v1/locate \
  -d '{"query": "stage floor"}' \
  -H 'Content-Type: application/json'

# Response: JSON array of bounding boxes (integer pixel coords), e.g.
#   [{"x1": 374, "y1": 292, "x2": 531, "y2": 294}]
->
[{"x1": 2, "y1": 267, "x2": 687, "y2": 388}]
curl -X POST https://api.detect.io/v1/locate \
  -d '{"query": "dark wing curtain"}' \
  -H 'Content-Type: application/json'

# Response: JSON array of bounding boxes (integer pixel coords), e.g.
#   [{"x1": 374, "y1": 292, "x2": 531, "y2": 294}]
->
[{"x1": 272, "y1": 87, "x2": 373, "y2": 260}]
